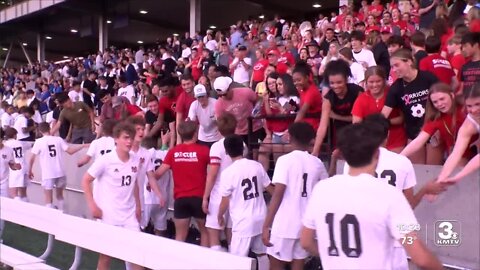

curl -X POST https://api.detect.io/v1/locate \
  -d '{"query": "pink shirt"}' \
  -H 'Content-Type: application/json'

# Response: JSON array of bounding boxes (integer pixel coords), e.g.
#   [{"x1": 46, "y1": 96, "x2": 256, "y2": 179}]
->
[{"x1": 215, "y1": 87, "x2": 262, "y2": 135}]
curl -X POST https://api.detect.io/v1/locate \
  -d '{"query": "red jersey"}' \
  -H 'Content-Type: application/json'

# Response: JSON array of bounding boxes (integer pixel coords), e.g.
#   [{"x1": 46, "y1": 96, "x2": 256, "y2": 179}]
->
[
  {"x1": 176, "y1": 91, "x2": 196, "y2": 118},
  {"x1": 299, "y1": 84, "x2": 322, "y2": 130},
  {"x1": 392, "y1": 20, "x2": 407, "y2": 34},
  {"x1": 419, "y1": 54, "x2": 455, "y2": 85},
  {"x1": 252, "y1": 59, "x2": 269, "y2": 83},
  {"x1": 191, "y1": 57, "x2": 202, "y2": 81},
  {"x1": 164, "y1": 143, "x2": 210, "y2": 199},
  {"x1": 352, "y1": 89, "x2": 407, "y2": 149}
]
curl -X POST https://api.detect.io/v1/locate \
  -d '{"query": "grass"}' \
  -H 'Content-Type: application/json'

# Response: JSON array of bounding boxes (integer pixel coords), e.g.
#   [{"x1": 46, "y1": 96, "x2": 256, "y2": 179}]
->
[{"x1": 1, "y1": 222, "x2": 125, "y2": 269}]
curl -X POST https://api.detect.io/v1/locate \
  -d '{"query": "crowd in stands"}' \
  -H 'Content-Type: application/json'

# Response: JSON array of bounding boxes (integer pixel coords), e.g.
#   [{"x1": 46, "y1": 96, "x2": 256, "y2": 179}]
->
[{"x1": 1, "y1": 0, "x2": 480, "y2": 269}]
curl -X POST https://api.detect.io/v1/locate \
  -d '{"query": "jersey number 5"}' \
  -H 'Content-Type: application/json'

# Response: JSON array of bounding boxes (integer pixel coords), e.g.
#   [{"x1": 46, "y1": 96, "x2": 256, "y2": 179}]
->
[
  {"x1": 325, "y1": 213, "x2": 362, "y2": 258},
  {"x1": 48, "y1": 145, "x2": 56, "y2": 157},
  {"x1": 242, "y1": 176, "x2": 259, "y2": 201}
]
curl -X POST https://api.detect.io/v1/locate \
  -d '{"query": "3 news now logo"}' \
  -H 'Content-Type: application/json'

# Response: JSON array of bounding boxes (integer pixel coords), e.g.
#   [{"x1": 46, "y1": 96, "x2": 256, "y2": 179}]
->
[{"x1": 434, "y1": 220, "x2": 461, "y2": 247}]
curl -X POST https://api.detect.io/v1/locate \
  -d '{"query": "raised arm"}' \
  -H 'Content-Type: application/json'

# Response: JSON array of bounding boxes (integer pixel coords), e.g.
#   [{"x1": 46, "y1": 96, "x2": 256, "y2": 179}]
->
[
  {"x1": 312, "y1": 100, "x2": 331, "y2": 157},
  {"x1": 401, "y1": 131, "x2": 431, "y2": 158}
]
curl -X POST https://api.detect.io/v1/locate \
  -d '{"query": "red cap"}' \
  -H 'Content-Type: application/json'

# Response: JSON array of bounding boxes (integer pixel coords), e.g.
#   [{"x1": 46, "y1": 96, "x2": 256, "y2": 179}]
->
[
  {"x1": 267, "y1": 49, "x2": 280, "y2": 56},
  {"x1": 381, "y1": 26, "x2": 392, "y2": 34}
]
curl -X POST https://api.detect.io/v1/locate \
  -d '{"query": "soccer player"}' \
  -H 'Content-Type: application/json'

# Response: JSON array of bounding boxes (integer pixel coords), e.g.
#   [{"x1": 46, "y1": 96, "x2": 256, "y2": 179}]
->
[
  {"x1": 343, "y1": 114, "x2": 449, "y2": 270},
  {"x1": 154, "y1": 121, "x2": 210, "y2": 246},
  {"x1": 217, "y1": 135, "x2": 274, "y2": 270},
  {"x1": 262, "y1": 122, "x2": 328, "y2": 270},
  {"x1": 126, "y1": 116, "x2": 165, "y2": 229},
  {"x1": 29, "y1": 123, "x2": 85, "y2": 210},
  {"x1": 0, "y1": 128, "x2": 21, "y2": 239},
  {"x1": 77, "y1": 119, "x2": 117, "y2": 167},
  {"x1": 142, "y1": 136, "x2": 172, "y2": 236},
  {"x1": 300, "y1": 122, "x2": 443, "y2": 270},
  {"x1": 82, "y1": 122, "x2": 144, "y2": 270},
  {"x1": 4, "y1": 128, "x2": 30, "y2": 201},
  {"x1": 202, "y1": 112, "x2": 238, "y2": 250}
]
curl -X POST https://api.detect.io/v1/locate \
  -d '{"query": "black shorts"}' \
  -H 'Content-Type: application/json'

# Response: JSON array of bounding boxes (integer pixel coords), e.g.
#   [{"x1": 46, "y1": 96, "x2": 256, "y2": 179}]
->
[
  {"x1": 197, "y1": 140, "x2": 215, "y2": 148},
  {"x1": 173, "y1": 197, "x2": 206, "y2": 219},
  {"x1": 241, "y1": 128, "x2": 266, "y2": 150}
]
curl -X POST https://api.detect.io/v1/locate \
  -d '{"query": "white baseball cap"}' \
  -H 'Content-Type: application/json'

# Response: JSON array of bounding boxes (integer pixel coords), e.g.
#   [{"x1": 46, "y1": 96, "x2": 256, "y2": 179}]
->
[
  {"x1": 194, "y1": 84, "x2": 208, "y2": 98},
  {"x1": 213, "y1": 76, "x2": 233, "y2": 94}
]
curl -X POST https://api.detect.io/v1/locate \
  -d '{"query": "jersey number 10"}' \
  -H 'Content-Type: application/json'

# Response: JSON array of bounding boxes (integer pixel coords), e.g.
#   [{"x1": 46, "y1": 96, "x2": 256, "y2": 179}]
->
[{"x1": 325, "y1": 213, "x2": 362, "y2": 258}]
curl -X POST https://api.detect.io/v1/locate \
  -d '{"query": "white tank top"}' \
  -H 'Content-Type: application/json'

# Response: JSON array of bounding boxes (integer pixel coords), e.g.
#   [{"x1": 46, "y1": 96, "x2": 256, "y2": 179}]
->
[{"x1": 466, "y1": 114, "x2": 480, "y2": 133}]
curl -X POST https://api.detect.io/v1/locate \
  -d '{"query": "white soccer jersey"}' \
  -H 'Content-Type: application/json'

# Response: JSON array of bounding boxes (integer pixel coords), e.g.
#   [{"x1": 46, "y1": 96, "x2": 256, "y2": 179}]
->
[
  {"x1": 209, "y1": 138, "x2": 233, "y2": 200},
  {"x1": 4, "y1": 139, "x2": 29, "y2": 175},
  {"x1": 220, "y1": 158, "x2": 271, "y2": 237},
  {"x1": 0, "y1": 145, "x2": 14, "y2": 186},
  {"x1": 86, "y1": 136, "x2": 116, "y2": 160},
  {"x1": 343, "y1": 147, "x2": 417, "y2": 191},
  {"x1": 271, "y1": 150, "x2": 328, "y2": 239},
  {"x1": 130, "y1": 146, "x2": 153, "y2": 208},
  {"x1": 302, "y1": 174, "x2": 418, "y2": 270},
  {"x1": 1, "y1": 113, "x2": 14, "y2": 129},
  {"x1": 87, "y1": 151, "x2": 140, "y2": 225},
  {"x1": 144, "y1": 149, "x2": 171, "y2": 205},
  {"x1": 13, "y1": 115, "x2": 29, "y2": 140},
  {"x1": 30, "y1": 135, "x2": 69, "y2": 180}
]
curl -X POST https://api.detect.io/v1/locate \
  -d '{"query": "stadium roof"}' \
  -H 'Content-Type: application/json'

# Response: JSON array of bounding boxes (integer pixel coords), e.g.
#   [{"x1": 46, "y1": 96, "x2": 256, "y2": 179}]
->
[{"x1": 0, "y1": 0, "x2": 339, "y2": 65}]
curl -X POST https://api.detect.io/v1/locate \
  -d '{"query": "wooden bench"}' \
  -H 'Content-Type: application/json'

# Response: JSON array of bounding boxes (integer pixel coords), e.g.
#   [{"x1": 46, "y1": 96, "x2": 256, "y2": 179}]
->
[{"x1": 0, "y1": 197, "x2": 60, "y2": 270}]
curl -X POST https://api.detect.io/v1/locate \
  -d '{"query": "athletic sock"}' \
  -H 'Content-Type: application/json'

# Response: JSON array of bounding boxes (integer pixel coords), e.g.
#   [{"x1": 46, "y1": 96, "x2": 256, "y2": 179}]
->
[
  {"x1": 257, "y1": 255, "x2": 269, "y2": 270},
  {"x1": 21, "y1": 197, "x2": 28, "y2": 202},
  {"x1": 57, "y1": 199, "x2": 65, "y2": 211},
  {"x1": 210, "y1": 245, "x2": 222, "y2": 251},
  {"x1": 13, "y1": 196, "x2": 21, "y2": 201},
  {"x1": 45, "y1": 203, "x2": 54, "y2": 208}
]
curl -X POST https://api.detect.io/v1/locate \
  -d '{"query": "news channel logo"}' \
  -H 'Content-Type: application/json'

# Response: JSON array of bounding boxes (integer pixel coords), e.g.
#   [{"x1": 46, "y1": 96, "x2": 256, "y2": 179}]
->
[{"x1": 434, "y1": 220, "x2": 461, "y2": 247}]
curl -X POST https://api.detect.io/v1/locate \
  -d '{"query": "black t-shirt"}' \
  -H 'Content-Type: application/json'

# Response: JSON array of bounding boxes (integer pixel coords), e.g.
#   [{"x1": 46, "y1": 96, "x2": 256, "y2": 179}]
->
[
  {"x1": 324, "y1": 83, "x2": 363, "y2": 130},
  {"x1": 82, "y1": 79, "x2": 97, "y2": 107},
  {"x1": 414, "y1": 50, "x2": 428, "y2": 69},
  {"x1": 385, "y1": 71, "x2": 439, "y2": 139},
  {"x1": 145, "y1": 110, "x2": 158, "y2": 126},
  {"x1": 460, "y1": 60, "x2": 480, "y2": 92},
  {"x1": 53, "y1": 106, "x2": 70, "y2": 139},
  {"x1": 163, "y1": 58, "x2": 177, "y2": 75},
  {"x1": 372, "y1": 42, "x2": 390, "y2": 76},
  {"x1": 319, "y1": 38, "x2": 337, "y2": 57},
  {"x1": 419, "y1": 0, "x2": 436, "y2": 29}
]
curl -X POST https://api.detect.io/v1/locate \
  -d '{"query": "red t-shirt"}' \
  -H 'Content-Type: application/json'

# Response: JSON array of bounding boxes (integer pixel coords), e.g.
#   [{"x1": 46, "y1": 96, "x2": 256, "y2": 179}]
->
[
  {"x1": 191, "y1": 57, "x2": 202, "y2": 81},
  {"x1": 279, "y1": 52, "x2": 295, "y2": 66},
  {"x1": 440, "y1": 29, "x2": 454, "y2": 56},
  {"x1": 422, "y1": 107, "x2": 475, "y2": 158},
  {"x1": 252, "y1": 59, "x2": 269, "y2": 83},
  {"x1": 164, "y1": 143, "x2": 210, "y2": 199},
  {"x1": 159, "y1": 87, "x2": 183, "y2": 122},
  {"x1": 276, "y1": 62, "x2": 289, "y2": 75},
  {"x1": 470, "y1": 19, "x2": 480, "y2": 33},
  {"x1": 419, "y1": 54, "x2": 455, "y2": 85},
  {"x1": 114, "y1": 104, "x2": 142, "y2": 120},
  {"x1": 392, "y1": 20, "x2": 408, "y2": 34},
  {"x1": 299, "y1": 84, "x2": 322, "y2": 130},
  {"x1": 369, "y1": 4, "x2": 384, "y2": 18},
  {"x1": 351, "y1": 89, "x2": 407, "y2": 149},
  {"x1": 176, "y1": 91, "x2": 196, "y2": 119},
  {"x1": 449, "y1": 54, "x2": 467, "y2": 75}
]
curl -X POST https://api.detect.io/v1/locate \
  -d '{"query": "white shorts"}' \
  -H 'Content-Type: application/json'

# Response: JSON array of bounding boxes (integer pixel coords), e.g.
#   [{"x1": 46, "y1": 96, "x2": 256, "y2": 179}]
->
[
  {"x1": 42, "y1": 176, "x2": 67, "y2": 190},
  {"x1": 230, "y1": 233, "x2": 266, "y2": 257},
  {"x1": 266, "y1": 236, "x2": 309, "y2": 261},
  {"x1": 98, "y1": 216, "x2": 140, "y2": 232},
  {"x1": 9, "y1": 172, "x2": 29, "y2": 188},
  {"x1": 205, "y1": 200, "x2": 232, "y2": 230},
  {"x1": 0, "y1": 182, "x2": 8, "y2": 197},
  {"x1": 392, "y1": 247, "x2": 408, "y2": 270},
  {"x1": 142, "y1": 204, "x2": 168, "y2": 231}
]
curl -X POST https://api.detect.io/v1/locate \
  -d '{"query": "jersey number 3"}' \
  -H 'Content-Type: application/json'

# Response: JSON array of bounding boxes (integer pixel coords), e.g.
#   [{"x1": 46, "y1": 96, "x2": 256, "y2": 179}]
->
[
  {"x1": 374, "y1": 170, "x2": 397, "y2": 187},
  {"x1": 325, "y1": 213, "x2": 362, "y2": 258}
]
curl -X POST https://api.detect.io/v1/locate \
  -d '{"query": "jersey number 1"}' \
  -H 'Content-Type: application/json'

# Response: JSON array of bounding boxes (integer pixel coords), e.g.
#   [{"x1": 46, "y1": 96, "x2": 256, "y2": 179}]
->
[
  {"x1": 242, "y1": 176, "x2": 259, "y2": 200},
  {"x1": 325, "y1": 213, "x2": 362, "y2": 258}
]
